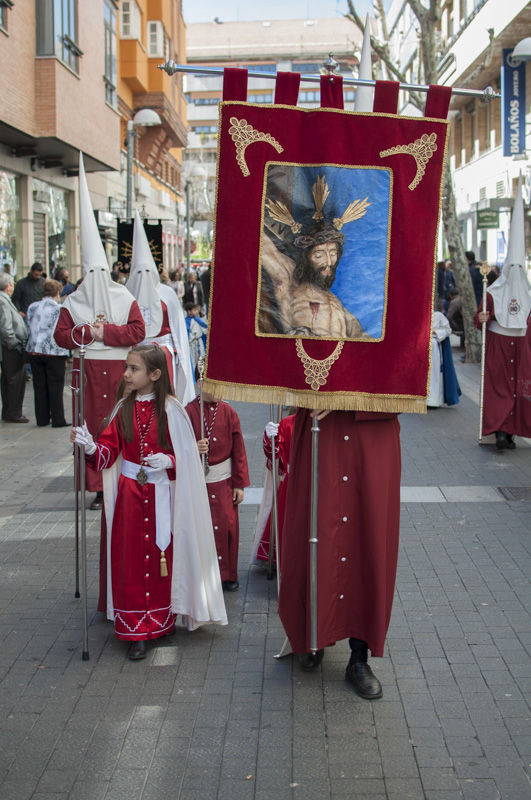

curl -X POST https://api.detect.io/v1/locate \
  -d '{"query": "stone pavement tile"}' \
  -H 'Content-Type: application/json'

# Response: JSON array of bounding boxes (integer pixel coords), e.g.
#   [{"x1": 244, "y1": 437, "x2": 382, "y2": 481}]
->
[
  {"x1": 419, "y1": 767, "x2": 461, "y2": 792},
  {"x1": 386, "y1": 777, "x2": 426, "y2": 798},
  {"x1": 0, "y1": 781, "x2": 38, "y2": 800},
  {"x1": 216, "y1": 779, "x2": 257, "y2": 800},
  {"x1": 35, "y1": 770, "x2": 77, "y2": 793},
  {"x1": 458, "y1": 778, "x2": 503, "y2": 799}
]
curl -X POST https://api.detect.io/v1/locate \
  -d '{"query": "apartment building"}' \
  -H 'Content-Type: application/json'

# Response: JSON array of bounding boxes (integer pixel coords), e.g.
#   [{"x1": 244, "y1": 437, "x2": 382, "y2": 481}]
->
[
  {"x1": 183, "y1": 17, "x2": 366, "y2": 240},
  {"x1": 0, "y1": 1, "x2": 187, "y2": 278},
  {"x1": 385, "y1": 0, "x2": 531, "y2": 265}
]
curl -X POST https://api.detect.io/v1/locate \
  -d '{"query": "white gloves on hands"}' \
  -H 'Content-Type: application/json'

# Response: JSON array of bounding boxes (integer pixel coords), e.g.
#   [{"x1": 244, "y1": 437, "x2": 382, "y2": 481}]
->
[
  {"x1": 144, "y1": 452, "x2": 173, "y2": 470},
  {"x1": 265, "y1": 421, "x2": 279, "y2": 440},
  {"x1": 74, "y1": 424, "x2": 96, "y2": 455}
]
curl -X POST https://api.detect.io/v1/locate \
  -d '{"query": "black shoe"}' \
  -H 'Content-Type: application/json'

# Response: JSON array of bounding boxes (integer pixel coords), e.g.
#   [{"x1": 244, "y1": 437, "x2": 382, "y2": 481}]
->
[
  {"x1": 299, "y1": 649, "x2": 324, "y2": 671},
  {"x1": 5, "y1": 416, "x2": 29, "y2": 423},
  {"x1": 52, "y1": 421, "x2": 71, "y2": 428},
  {"x1": 222, "y1": 580, "x2": 239, "y2": 592},
  {"x1": 89, "y1": 495, "x2": 103, "y2": 510},
  {"x1": 128, "y1": 641, "x2": 147, "y2": 660},
  {"x1": 496, "y1": 431, "x2": 508, "y2": 450},
  {"x1": 345, "y1": 662, "x2": 383, "y2": 699},
  {"x1": 507, "y1": 435, "x2": 516, "y2": 450}
]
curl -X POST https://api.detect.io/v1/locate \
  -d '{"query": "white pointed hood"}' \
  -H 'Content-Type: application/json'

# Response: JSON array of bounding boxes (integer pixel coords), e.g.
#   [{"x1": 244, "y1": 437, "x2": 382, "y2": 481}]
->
[
  {"x1": 354, "y1": 15, "x2": 374, "y2": 113},
  {"x1": 488, "y1": 175, "x2": 531, "y2": 328},
  {"x1": 126, "y1": 210, "x2": 163, "y2": 337},
  {"x1": 64, "y1": 153, "x2": 134, "y2": 348}
]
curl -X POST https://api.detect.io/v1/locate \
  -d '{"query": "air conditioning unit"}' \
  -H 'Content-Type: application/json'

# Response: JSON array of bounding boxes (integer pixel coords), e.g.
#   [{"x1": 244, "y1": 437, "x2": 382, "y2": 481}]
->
[{"x1": 135, "y1": 174, "x2": 152, "y2": 199}]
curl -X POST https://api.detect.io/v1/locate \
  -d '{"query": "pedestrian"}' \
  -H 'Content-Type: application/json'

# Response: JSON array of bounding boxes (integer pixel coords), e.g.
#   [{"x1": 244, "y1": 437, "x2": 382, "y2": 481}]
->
[
  {"x1": 71, "y1": 344, "x2": 227, "y2": 660},
  {"x1": 183, "y1": 271, "x2": 205, "y2": 312},
  {"x1": 186, "y1": 381, "x2": 249, "y2": 591},
  {"x1": 466, "y1": 251, "x2": 483, "y2": 308},
  {"x1": 11, "y1": 262, "x2": 45, "y2": 317},
  {"x1": 0, "y1": 273, "x2": 28, "y2": 422},
  {"x1": 200, "y1": 263, "x2": 211, "y2": 314},
  {"x1": 54, "y1": 267, "x2": 75, "y2": 298},
  {"x1": 475, "y1": 178, "x2": 531, "y2": 450},
  {"x1": 54, "y1": 153, "x2": 145, "y2": 510},
  {"x1": 278, "y1": 407, "x2": 401, "y2": 700},
  {"x1": 25, "y1": 279, "x2": 70, "y2": 428}
]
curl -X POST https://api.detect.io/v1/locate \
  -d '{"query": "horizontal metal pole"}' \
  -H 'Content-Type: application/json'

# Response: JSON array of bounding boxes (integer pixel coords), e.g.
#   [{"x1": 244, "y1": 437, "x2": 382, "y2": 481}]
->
[{"x1": 158, "y1": 61, "x2": 500, "y2": 102}]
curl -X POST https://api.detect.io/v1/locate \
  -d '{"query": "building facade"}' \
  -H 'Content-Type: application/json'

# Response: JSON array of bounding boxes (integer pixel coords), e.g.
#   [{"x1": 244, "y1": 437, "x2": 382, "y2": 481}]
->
[
  {"x1": 384, "y1": 0, "x2": 531, "y2": 267},
  {"x1": 0, "y1": 0, "x2": 187, "y2": 280}
]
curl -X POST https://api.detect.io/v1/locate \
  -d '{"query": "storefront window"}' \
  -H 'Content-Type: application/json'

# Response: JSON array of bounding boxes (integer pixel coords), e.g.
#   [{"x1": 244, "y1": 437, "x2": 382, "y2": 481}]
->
[
  {"x1": 32, "y1": 178, "x2": 69, "y2": 271},
  {"x1": 0, "y1": 171, "x2": 19, "y2": 276}
]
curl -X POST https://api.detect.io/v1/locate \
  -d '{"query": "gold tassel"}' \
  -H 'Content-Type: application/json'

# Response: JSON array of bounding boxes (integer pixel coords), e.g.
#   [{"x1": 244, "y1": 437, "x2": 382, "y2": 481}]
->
[{"x1": 160, "y1": 551, "x2": 168, "y2": 577}]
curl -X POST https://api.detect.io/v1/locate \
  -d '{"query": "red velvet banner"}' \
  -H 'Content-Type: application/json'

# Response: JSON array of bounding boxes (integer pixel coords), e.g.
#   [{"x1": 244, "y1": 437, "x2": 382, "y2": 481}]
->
[{"x1": 205, "y1": 72, "x2": 450, "y2": 413}]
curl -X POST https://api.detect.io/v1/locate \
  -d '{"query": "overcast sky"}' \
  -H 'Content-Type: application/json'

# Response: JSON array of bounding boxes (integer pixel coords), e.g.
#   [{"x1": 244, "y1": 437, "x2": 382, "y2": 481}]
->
[{"x1": 182, "y1": 0, "x2": 376, "y2": 24}]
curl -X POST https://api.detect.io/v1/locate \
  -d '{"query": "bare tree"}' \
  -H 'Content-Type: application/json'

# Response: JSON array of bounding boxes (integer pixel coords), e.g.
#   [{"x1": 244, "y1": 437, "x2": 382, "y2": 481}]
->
[{"x1": 347, "y1": 0, "x2": 486, "y2": 361}]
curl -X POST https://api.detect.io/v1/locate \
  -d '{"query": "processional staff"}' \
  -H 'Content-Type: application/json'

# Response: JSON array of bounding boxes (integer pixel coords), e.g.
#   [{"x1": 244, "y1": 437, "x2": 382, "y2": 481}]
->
[
  {"x1": 478, "y1": 262, "x2": 491, "y2": 444},
  {"x1": 197, "y1": 356, "x2": 208, "y2": 476},
  {"x1": 69, "y1": 369, "x2": 82, "y2": 599},
  {"x1": 71, "y1": 322, "x2": 95, "y2": 661},
  {"x1": 266, "y1": 404, "x2": 281, "y2": 582}
]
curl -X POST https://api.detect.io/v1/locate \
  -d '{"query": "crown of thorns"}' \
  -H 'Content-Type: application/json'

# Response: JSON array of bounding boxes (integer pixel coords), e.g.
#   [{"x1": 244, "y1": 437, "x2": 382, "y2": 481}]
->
[{"x1": 265, "y1": 175, "x2": 370, "y2": 250}]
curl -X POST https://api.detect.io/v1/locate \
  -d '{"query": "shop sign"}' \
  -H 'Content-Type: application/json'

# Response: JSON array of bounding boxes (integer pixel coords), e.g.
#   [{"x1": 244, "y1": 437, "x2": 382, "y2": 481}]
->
[{"x1": 477, "y1": 209, "x2": 499, "y2": 229}]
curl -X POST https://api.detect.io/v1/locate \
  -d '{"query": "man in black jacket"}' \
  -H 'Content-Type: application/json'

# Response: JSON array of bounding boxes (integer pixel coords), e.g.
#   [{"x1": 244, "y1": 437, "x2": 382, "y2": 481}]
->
[
  {"x1": 12, "y1": 262, "x2": 45, "y2": 317},
  {"x1": 466, "y1": 251, "x2": 483, "y2": 309}
]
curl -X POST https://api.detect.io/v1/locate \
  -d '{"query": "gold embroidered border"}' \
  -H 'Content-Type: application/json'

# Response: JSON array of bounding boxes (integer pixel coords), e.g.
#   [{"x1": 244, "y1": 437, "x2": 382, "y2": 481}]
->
[
  {"x1": 202, "y1": 376, "x2": 427, "y2": 415},
  {"x1": 228, "y1": 117, "x2": 283, "y2": 177},
  {"x1": 379, "y1": 133, "x2": 437, "y2": 191},
  {"x1": 254, "y1": 161, "x2": 393, "y2": 344},
  {"x1": 295, "y1": 339, "x2": 344, "y2": 391}
]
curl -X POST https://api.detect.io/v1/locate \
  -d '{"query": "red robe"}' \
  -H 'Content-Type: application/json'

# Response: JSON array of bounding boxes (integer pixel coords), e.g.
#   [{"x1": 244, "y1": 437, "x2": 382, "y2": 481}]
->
[
  {"x1": 54, "y1": 304, "x2": 145, "y2": 490},
  {"x1": 185, "y1": 399, "x2": 249, "y2": 582},
  {"x1": 88, "y1": 400, "x2": 176, "y2": 641},
  {"x1": 474, "y1": 294, "x2": 531, "y2": 436},
  {"x1": 278, "y1": 409, "x2": 401, "y2": 658},
  {"x1": 257, "y1": 414, "x2": 295, "y2": 568}
]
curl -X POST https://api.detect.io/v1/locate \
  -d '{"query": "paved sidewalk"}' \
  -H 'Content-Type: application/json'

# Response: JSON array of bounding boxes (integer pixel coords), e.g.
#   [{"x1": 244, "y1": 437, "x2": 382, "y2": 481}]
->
[{"x1": 0, "y1": 352, "x2": 530, "y2": 799}]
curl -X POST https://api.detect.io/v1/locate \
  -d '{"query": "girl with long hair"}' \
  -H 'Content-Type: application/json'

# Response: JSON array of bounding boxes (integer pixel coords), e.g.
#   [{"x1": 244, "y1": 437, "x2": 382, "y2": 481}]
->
[{"x1": 71, "y1": 344, "x2": 226, "y2": 660}]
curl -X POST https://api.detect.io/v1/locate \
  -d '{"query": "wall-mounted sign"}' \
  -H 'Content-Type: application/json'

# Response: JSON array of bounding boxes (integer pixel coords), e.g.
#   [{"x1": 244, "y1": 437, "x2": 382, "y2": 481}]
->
[
  {"x1": 477, "y1": 209, "x2": 500, "y2": 229},
  {"x1": 501, "y1": 48, "x2": 526, "y2": 157}
]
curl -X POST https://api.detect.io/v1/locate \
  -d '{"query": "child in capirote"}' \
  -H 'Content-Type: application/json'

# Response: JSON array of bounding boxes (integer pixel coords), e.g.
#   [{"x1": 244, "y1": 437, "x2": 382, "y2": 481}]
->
[
  {"x1": 185, "y1": 372, "x2": 249, "y2": 591},
  {"x1": 71, "y1": 344, "x2": 226, "y2": 660}
]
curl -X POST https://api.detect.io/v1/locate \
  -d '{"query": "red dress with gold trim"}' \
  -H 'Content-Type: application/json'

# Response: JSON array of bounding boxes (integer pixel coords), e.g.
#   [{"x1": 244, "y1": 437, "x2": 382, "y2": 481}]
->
[{"x1": 88, "y1": 398, "x2": 176, "y2": 641}]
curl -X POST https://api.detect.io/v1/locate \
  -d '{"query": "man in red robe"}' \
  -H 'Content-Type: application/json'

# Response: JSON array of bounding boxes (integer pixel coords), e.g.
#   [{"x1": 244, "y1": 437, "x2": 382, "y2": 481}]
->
[
  {"x1": 186, "y1": 393, "x2": 249, "y2": 590},
  {"x1": 54, "y1": 154, "x2": 145, "y2": 508},
  {"x1": 475, "y1": 176, "x2": 531, "y2": 449},
  {"x1": 278, "y1": 408, "x2": 401, "y2": 699}
]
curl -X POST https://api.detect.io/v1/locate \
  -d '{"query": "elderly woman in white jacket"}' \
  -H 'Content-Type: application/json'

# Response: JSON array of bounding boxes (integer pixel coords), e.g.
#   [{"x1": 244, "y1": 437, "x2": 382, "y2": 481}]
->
[{"x1": 0, "y1": 272, "x2": 29, "y2": 422}]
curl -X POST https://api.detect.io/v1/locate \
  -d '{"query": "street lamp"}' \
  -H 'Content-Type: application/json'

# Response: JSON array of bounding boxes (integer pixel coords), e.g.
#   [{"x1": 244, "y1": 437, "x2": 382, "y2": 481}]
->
[
  {"x1": 512, "y1": 38, "x2": 531, "y2": 63},
  {"x1": 184, "y1": 164, "x2": 207, "y2": 273},
  {"x1": 126, "y1": 108, "x2": 162, "y2": 219}
]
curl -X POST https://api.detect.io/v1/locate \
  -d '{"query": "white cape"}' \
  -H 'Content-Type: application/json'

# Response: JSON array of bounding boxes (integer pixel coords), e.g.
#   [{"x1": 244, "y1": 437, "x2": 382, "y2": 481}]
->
[
  {"x1": 102, "y1": 396, "x2": 227, "y2": 630},
  {"x1": 159, "y1": 284, "x2": 196, "y2": 406}
]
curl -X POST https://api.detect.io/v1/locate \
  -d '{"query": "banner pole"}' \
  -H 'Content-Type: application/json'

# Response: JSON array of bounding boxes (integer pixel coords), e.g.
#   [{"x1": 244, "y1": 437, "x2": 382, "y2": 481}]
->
[
  {"x1": 70, "y1": 371, "x2": 80, "y2": 599},
  {"x1": 157, "y1": 62, "x2": 499, "y2": 102},
  {"x1": 267, "y1": 404, "x2": 278, "y2": 581},
  {"x1": 71, "y1": 323, "x2": 95, "y2": 661},
  {"x1": 309, "y1": 414, "x2": 319, "y2": 655},
  {"x1": 478, "y1": 262, "x2": 490, "y2": 444}
]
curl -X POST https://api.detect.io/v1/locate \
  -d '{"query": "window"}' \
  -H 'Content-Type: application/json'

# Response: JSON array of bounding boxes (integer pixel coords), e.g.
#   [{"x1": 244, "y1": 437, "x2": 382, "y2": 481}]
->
[
  {"x1": 240, "y1": 63, "x2": 276, "y2": 73},
  {"x1": 104, "y1": 0, "x2": 117, "y2": 107},
  {"x1": 36, "y1": 0, "x2": 83, "y2": 73},
  {"x1": 190, "y1": 125, "x2": 218, "y2": 134},
  {"x1": 147, "y1": 21, "x2": 169, "y2": 59},
  {"x1": 292, "y1": 62, "x2": 321, "y2": 73},
  {"x1": 0, "y1": 0, "x2": 12, "y2": 31},
  {"x1": 300, "y1": 90, "x2": 320, "y2": 103},
  {"x1": 194, "y1": 97, "x2": 220, "y2": 105},
  {"x1": 247, "y1": 94, "x2": 272, "y2": 104},
  {"x1": 121, "y1": 0, "x2": 141, "y2": 40}
]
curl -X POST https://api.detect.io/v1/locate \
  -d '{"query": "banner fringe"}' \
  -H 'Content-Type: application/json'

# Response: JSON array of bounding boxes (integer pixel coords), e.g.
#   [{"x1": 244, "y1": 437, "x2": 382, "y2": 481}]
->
[{"x1": 203, "y1": 380, "x2": 427, "y2": 415}]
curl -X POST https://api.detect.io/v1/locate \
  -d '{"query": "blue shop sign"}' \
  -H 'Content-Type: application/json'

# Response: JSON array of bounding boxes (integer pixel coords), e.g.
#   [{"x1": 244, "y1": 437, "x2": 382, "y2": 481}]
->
[{"x1": 501, "y1": 48, "x2": 526, "y2": 157}]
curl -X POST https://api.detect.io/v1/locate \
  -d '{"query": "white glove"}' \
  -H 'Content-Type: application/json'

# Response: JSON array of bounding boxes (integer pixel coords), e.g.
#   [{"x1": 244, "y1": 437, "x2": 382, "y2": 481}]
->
[
  {"x1": 265, "y1": 421, "x2": 279, "y2": 440},
  {"x1": 74, "y1": 424, "x2": 96, "y2": 455},
  {"x1": 144, "y1": 452, "x2": 173, "y2": 470}
]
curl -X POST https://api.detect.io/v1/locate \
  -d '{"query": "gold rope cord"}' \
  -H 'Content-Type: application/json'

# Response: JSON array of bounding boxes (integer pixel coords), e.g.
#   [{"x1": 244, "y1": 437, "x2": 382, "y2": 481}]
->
[
  {"x1": 379, "y1": 132, "x2": 437, "y2": 190},
  {"x1": 228, "y1": 117, "x2": 283, "y2": 177},
  {"x1": 295, "y1": 339, "x2": 344, "y2": 391}
]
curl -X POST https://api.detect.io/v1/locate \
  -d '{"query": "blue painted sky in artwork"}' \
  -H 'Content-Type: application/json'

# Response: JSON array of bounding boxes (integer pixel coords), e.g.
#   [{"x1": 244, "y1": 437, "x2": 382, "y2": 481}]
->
[{"x1": 291, "y1": 165, "x2": 390, "y2": 339}]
